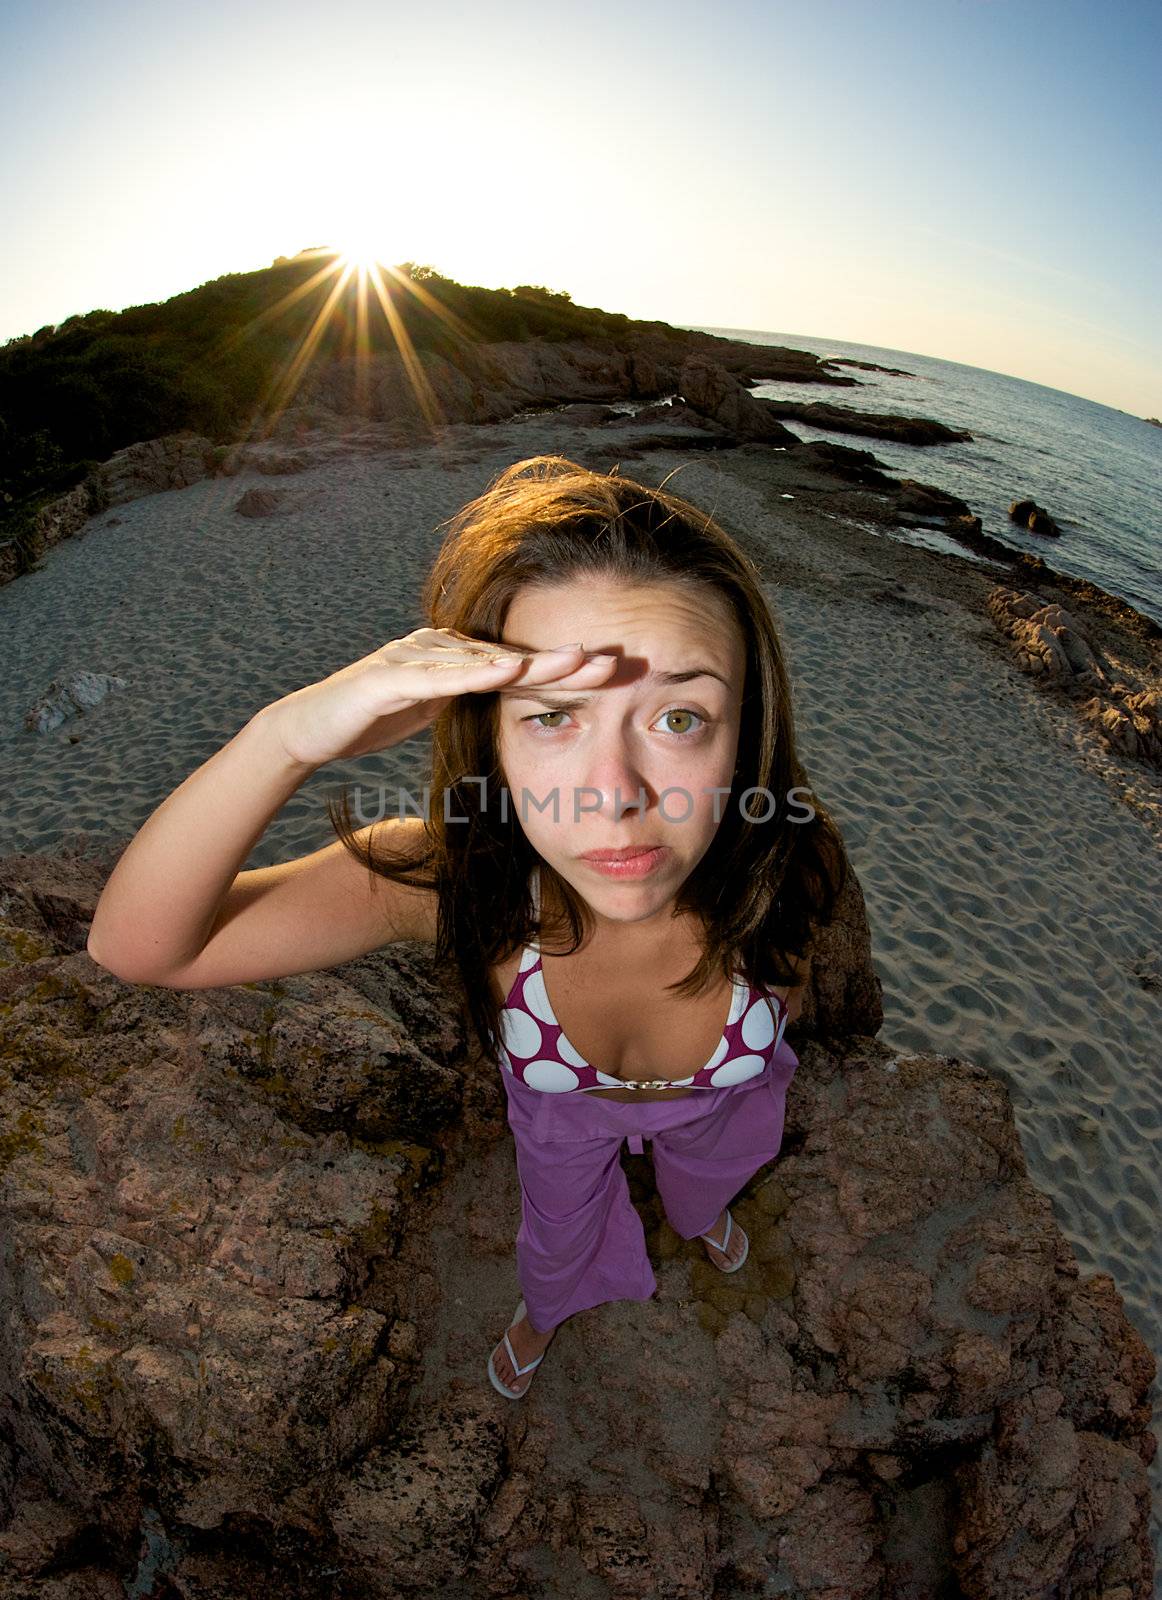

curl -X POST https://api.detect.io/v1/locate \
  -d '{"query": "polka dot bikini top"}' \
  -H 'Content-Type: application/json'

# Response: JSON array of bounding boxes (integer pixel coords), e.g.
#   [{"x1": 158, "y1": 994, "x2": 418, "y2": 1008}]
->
[{"x1": 497, "y1": 865, "x2": 789, "y2": 1094}]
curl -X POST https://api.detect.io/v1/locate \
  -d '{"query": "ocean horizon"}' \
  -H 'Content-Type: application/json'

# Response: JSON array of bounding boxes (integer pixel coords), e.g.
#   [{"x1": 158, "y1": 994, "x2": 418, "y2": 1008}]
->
[{"x1": 682, "y1": 326, "x2": 1162, "y2": 630}]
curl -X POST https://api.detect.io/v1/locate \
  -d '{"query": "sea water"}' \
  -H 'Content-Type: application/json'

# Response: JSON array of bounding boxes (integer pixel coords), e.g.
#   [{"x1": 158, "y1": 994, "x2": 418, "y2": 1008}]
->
[{"x1": 684, "y1": 326, "x2": 1162, "y2": 628}]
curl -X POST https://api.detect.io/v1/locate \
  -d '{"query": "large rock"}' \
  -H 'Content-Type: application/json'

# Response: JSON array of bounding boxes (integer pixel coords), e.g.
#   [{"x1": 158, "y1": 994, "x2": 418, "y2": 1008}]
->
[
  {"x1": 987, "y1": 586, "x2": 1115, "y2": 688},
  {"x1": 987, "y1": 585, "x2": 1162, "y2": 769},
  {"x1": 288, "y1": 339, "x2": 643, "y2": 438},
  {"x1": 0, "y1": 841, "x2": 1154, "y2": 1597},
  {"x1": 96, "y1": 432, "x2": 216, "y2": 506},
  {"x1": 677, "y1": 357, "x2": 800, "y2": 445}
]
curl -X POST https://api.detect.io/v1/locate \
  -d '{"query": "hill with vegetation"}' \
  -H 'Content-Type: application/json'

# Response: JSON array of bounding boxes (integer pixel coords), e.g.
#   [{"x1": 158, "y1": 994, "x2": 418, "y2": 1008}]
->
[{"x1": 0, "y1": 249, "x2": 706, "y2": 548}]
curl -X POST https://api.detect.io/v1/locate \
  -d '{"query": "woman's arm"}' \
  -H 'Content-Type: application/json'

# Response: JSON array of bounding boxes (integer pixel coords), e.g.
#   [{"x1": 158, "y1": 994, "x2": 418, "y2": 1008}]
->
[
  {"x1": 87, "y1": 705, "x2": 441, "y2": 989},
  {"x1": 86, "y1": 704, "x2": 320, "y2": 983}
]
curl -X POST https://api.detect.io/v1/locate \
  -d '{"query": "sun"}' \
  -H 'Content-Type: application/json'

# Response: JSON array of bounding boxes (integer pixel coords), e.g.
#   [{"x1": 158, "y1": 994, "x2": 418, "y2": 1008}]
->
[
  {"x1": 238, "y1": 238, "x2": 479, "y2": 443},
  {"x1": 335, "y1": 238, "x2": 396, "y2": 272}
]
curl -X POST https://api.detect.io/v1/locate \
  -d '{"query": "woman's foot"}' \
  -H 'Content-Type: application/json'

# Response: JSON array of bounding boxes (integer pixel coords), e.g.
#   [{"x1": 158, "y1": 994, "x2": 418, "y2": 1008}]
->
[
  {"x1": 699, "y1": 1208, "x2": 749, "y2": 1271},
  {"x1": 489, "y1": 1305, "x2": 556, "y2": 1397}
]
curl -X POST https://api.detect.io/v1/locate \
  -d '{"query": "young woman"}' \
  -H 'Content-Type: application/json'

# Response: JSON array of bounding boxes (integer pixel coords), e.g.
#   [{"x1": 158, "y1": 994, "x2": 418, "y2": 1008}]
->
[{"x1": 86, "y1": 454, "x2": 847, "y2": 1402}]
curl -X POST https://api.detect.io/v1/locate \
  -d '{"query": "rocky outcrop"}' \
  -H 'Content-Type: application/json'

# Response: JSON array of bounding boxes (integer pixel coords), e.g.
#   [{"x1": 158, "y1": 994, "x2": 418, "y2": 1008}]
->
[
  {"x1": 286, "y1": 339, "x2": 653, "y2": 438},
  {"x1": 987, "y1": 587, "x2": 1116, "y2": 687},
  {"x1": 629, "y1": 398, "x2": 719, "y2": 430},
  {"x1": 893, "y1": 478, "x2": 983, "y2": 536},
  {"x1": 0, "y1": 481, "x2": 105, "y2": 585},
  {"x1": 0, "y1": 841, "x2": 1154, "y2": 1597},
  {"x1": 0, "y1": 435, "x2": 218, "y2": 592},
  {"x1": 987, "y1": 586, "x2": 1162, "y2": 768},
  {"x1": 800, "y1": 439, "x2": 894, "y2": 486},
  {"x1": 278, "y1": 341, "x2": 829, "y2": 447},
  {"x1": 759, "y1": 399, "x2": 972, "y2": 446},
  {"x1": 0, "y1": 331, "x2": 979, "y2": 596},
  {"x1": 96, "y1": 432, "x2": 216, "y2": 506},
  {"x1": 28, "y1": 481, "x2": 97, "y2": 551}
]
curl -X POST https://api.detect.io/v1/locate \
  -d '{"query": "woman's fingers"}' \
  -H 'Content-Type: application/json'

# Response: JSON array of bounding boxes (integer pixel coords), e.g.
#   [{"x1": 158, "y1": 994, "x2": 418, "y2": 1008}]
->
[{"x1": 384, "y1": 635, "x2": 617, "y2": 686}]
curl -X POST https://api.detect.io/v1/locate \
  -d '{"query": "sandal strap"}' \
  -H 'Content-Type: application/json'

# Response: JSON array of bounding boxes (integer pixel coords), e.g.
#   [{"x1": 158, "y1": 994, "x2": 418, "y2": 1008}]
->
[
  {"x1": 503, "y1": 1330, "x2": 545, "y2": 1378},
  {"x1": 699, "y1": 1211, "x2": 733, "y2": 1252}
]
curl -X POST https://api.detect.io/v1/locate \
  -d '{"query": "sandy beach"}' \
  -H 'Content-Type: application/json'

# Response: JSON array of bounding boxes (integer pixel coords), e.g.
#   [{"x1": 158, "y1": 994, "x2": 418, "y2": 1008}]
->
[{"x1": 2, "y1": 410, "x2": 1159, "y2": 1557}]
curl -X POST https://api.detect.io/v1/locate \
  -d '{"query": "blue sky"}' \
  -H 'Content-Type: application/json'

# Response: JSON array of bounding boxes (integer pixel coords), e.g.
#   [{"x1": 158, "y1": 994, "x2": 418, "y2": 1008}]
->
[{"x1": 1, "y1": 0, "x2": 1158, "y2": 413}]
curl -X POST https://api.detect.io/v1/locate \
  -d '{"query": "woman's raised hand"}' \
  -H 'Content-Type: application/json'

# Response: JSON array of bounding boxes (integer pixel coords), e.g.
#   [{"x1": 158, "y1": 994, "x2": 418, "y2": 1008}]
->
[{"x1": 264, "y1": 628, "x2": 617, "y2": 769}]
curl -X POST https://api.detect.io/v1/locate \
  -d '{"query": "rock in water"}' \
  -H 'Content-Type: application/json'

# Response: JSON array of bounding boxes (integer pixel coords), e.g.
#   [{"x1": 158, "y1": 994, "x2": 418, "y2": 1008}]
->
[{"x1": 1009, "y1": 497, "x2": 1062, "y2": 537}]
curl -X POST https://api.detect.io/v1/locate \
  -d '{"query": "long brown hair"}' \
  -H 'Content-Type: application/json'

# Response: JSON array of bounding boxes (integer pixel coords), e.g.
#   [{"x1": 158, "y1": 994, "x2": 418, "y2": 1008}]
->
[{"x1": 327, "y1": 454, "x2": 848, "y2": 1065}]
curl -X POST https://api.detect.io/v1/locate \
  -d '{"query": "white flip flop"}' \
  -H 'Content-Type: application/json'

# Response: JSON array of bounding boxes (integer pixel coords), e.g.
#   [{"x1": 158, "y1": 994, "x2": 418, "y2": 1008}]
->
[
  {"x1": 487, "y1": 1298, "x2": 547, "y2": 1399},
  {"x1": 699, "y1": 1209, "x2": 749, "y2": 1274}
]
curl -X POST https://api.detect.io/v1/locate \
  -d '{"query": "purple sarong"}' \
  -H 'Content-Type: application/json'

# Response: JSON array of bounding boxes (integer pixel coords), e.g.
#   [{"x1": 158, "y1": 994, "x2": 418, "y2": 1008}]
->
[{"x1": 499, "y1": 1033, "x2": 799, "y2": 1332}]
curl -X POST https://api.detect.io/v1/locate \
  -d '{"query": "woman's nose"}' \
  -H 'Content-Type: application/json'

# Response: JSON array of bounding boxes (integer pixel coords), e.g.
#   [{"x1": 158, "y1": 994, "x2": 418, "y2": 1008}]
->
[{"x1": 576, "y1": 740, "x2": 651, "y2": 819}]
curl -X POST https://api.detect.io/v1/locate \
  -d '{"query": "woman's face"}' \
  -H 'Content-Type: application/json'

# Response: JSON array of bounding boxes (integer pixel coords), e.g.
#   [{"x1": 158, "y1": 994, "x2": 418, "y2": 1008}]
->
[{"x1": 494, "y1": 575, "x2": 747, "y2": 933}]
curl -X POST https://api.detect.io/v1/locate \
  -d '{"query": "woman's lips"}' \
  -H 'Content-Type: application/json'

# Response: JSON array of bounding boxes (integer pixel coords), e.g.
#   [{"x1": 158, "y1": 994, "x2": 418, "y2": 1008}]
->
[{"x1": 578, "y1": 846, "x2": 668, "y2": 878}]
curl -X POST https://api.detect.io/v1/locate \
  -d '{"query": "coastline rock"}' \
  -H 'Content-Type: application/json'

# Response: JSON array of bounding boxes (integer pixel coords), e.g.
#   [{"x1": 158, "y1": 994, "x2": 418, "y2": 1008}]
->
[
  {"x1": 0, "y1": 481, "x2": 105, "y2": 585},
  {"x1": 1082, "y1": 687, "x2": 1162, "y2": 766},
  {"x1": 22, "y1": 672, "x2": 128, "y2": 734},
  {"x1": 677, "y1": 357, "x2": 800, "y2": 445},
  {"x1": 1028, "y1": 508, "x2": 1059, "y2": 536},
  {"x1": 759, "y1": 399, "x2": 972, "y2": 446},
  {"x1": 522, "y1": 401, "x2": 627, "y2": 426},
  {"x1": 628, "y1": 398, "x2": 720, "y2": 430},
  {"x1": 627, "y1": 348, "x2": 676, "y2": 398},
  {"x1": 895, "y1": 478, "x2": 981, "y2": 529},
  {"x1": 669, "y1": 332, "x2": 857, "y2": 389},
  {"x1": 992, "y1": 588, "x2": 1120, "y2": 688},
  {"x1": 0, "y1": 842, "x2": 1154, "y2": 1597},
  {"x1": 587, "y1": 428, "x2": 737, "y2": 461},
  {"x1": 986, "y1": 587, "x2": 1116, "y2": 687},
  {"x1": 801, "y1": 439, "x2": 892, "y2": 486},
  {"x1": 822, "y1": 357, "x2": 916, "y2": 377},
  {"x1": 987, "y1": 586, "x2": 1162, "y2": 769}
]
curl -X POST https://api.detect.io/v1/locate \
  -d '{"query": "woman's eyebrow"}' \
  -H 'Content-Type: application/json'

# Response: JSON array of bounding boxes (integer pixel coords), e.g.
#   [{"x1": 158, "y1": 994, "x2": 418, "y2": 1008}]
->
[{"x1": 502, "y1": 666, "x2": 731, "y2": 707}]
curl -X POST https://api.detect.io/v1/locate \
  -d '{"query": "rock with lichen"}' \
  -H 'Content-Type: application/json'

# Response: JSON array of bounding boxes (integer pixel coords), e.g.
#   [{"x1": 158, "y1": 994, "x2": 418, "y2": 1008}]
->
[{"x1": 0, "y1": 840, "x2": 1154, "y2": 1598}]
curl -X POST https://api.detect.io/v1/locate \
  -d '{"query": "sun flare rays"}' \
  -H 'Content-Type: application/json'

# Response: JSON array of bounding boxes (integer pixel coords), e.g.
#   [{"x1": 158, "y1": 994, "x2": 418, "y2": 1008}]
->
[{"x1": 211, "y1": 246, "x2": 480, "y2": 449}]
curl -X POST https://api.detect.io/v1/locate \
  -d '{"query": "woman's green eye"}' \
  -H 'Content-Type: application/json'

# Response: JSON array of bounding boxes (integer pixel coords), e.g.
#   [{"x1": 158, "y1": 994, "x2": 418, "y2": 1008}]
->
[{"x1": 521, "y1": 708, "x2": 708, "y2": 738}]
